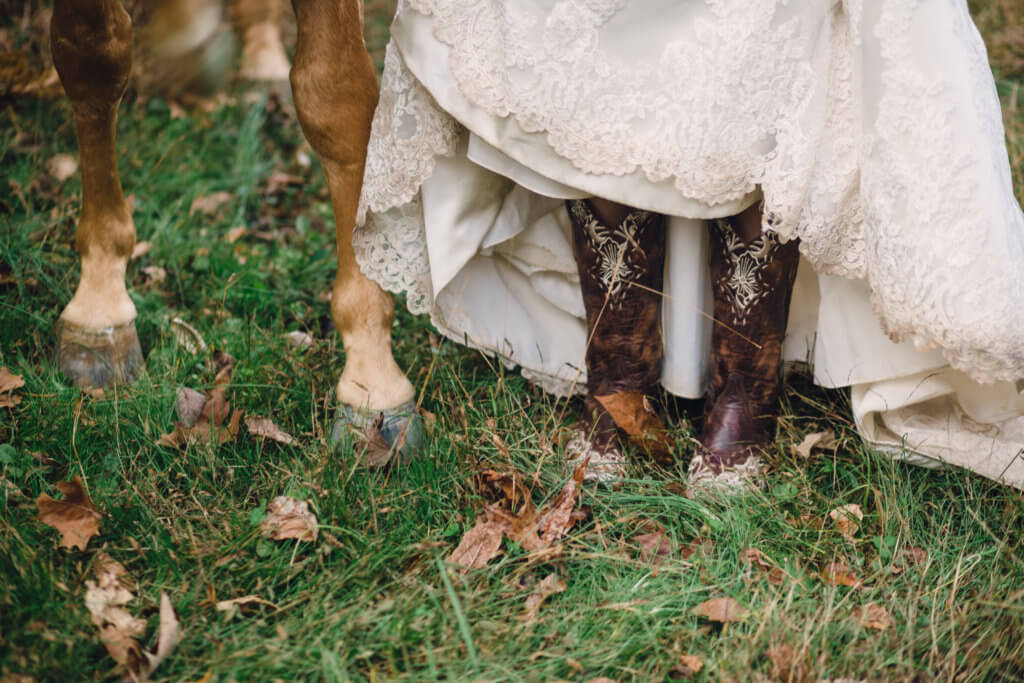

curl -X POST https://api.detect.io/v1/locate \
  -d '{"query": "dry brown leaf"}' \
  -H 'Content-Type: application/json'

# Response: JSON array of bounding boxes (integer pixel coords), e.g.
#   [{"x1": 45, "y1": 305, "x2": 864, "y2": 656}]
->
[
  {"x1": 829, "y1": 504, "x2": 863, "y2": 541},
  {"x1": 594, "y1": 391, "x2": 672, "y2": 459},
  {"x1": 159, "y1": 362, "x2": 240, "y2": 447},
  {"x1": 176, "y1": 387, "x2": 207, "y2": 428},
  {"x1": 46, "y1": 153, "x2": 77, "y2": 182},
  {"x1": 131, "y1": 240, "x2": 152, "y2": 260},
  {"x1": 0, "y1": 393, "x2": 22, "y2": 408},
  {"x1": 245, "y1": 415, "x2": 297, "y2": 446},
  {"x1": 691, "y1": 596, "x2": 748, "y2": 623},
  {"x1": 284, "y1": 330, "x2": 312, "y2": 350},
  {"x1": 36, "y1": 476, "x2": 102, "y2": 550},
  {"x1": 852, "y1": 602, "x2": 893, "y2": 630},
  {"x1": 792, "y1": 429, "x2": 835, "y2": 459},
  {"x1": 520, "y1": 573, "x2": 567, "y2": 623},
  {"x1": 260, "y1": 496, "x2": 318, "y2": 542},
  {"x1": 189, "y1": 191, "x2": 233, "y2": 216},
  {"x1": 535, "y1": 464, "x2": 586, "y2": 545},
  {"x1": 225, "y1": 226, "x2": 247, "y2": 243},
  {"x1": 264, "y1": 170, "x2": 304, "y2": 194},
  {"x1": 820, "y1": 560, "x2": 862, "y2": 589},
  {"x1": 214, "y1": 595, "x2": 277, "y2": 612},
  {"x1": 675, "y1": 654, "x2": 704, "y2": 676},
  {"x1": 584, "y1": 678, "x2": 618, "y2": 683},
  {"x1": 141, "y1": 593, "x2": 183, "y2": 679},
  {"x1": 766, "y1": 643, "x2": 809, "y2": 683},
  {"x1": 1, "y1": 366, "x2": 25, "y2": 393},
  {"x1": 85, "y1": 554, "x2": 145, "y2": 671},
  {"x1": 448, "y1": 521, "x2": 503, "y2": 569},
  {"x1": 633, "y1": 521, "x2": 671, "y2": 566}
]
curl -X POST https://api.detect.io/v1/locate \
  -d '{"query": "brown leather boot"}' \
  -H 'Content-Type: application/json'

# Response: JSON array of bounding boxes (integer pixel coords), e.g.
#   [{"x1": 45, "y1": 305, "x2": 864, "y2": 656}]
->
[
  {"x1": 688, "y1": 218, "x2": 799, "y2": 491},
  {"x1": 566, "y1": 199, "x2": 672, "y2": 482}
]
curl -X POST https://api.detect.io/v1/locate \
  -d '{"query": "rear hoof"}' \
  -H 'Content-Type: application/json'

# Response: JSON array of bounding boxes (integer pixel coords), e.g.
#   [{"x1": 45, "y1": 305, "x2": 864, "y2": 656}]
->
[
  {"x1": 332, "y1": 400, "x2": 425, "y2": 465},
  {"x1": 57, "y1": 320, "x2": 143, "y2": 390}
]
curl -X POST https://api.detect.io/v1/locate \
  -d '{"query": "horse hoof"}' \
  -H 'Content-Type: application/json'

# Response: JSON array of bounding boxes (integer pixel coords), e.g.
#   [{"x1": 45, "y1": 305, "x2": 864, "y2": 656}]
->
[
  {"x1": 57, "y1": 320, "x2": 143, "y2": 390},
  {"x1": 332, "y1": 400, "x2": 425, "y2": 464}
]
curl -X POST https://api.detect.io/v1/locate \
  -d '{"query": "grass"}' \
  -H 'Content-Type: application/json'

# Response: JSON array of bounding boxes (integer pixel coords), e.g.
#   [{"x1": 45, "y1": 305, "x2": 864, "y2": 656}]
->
[{"x1": 3, "y1": 3, "x2": 1024, "y2": 681}]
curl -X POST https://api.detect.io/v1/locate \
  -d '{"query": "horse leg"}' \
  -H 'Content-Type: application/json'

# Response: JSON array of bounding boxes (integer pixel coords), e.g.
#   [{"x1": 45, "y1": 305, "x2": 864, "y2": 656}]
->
[
  {"x1": 52, "y1": 0, "x2": 143, "y2": 390},
  {"x1": 290, "y1": 0, "x2": 421, "y2": 454},
  {"x1": 234, "y1": 0, "x2": 290, "y2": 81}
]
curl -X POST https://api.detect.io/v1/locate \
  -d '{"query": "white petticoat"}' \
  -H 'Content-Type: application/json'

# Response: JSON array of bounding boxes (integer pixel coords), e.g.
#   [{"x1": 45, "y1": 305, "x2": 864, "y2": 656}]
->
[{"x1": 355, "y1": 0, "x2": 1024, "y2": 488}]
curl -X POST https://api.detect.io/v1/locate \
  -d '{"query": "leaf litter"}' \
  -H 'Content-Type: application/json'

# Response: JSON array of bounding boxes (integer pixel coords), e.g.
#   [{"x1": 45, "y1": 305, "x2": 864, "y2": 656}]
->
[
  {"x1": 36, "y1": 475, "x2": 103, "y2": 550},
  {"x1": 158, "y1": 353, "x2": 241, "y2": 447},
  {"x1": 244, "y1": 416, "x2": 297, "y2": 446},
  {"x1": 448, "y1": 465, "x2": 588, "y2": 569},
  {"x1": 0, "y1": 366, "x2": 25, "y2": 408},
  {"x1": 84, "y1": 554, "x2": 182, "y2": 680},
  {"x1": 260, "y1": 496, "x2": 318, "y2": 542},
  {"x1": 520, "y1": 572, "x2": 567, "y2": 623}
]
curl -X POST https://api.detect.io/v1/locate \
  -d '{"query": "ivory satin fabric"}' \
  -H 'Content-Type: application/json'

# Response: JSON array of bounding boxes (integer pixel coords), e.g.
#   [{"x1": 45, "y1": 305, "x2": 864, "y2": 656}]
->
[{"x1": 355, "y1": 1, "x2": 1024, "y2": 488}]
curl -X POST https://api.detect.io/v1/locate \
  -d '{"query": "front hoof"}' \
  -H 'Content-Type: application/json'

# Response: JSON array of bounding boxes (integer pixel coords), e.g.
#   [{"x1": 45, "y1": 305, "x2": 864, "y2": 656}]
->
[
  {"x1": 57, "y1": 320, "x2": 143, "y2": 390},
  {"x1": 332, "y1": 400, "x2": 425, "y2": 465}
]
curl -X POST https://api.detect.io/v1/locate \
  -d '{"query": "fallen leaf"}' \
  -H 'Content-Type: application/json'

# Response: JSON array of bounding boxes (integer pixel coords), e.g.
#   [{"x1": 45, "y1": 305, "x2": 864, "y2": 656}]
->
[
  {"x1": 214, "y1": 595, "x2": 277, "y2": 612},
  {"x1": 448, "y1": 521, "x2": 503, "y2": 569},
  {"x1": 535, "y1": 464, "x2": 586, "y2": 545},
  {"x1": 851, "y1": 602, "x2": 893, "y2": 630},
  {"x1": 140, "y1": 593, "x2": 183, "y2": 679},
  {"x1": 594, "y1": 391, "x2": 672, "y2": 459},
  {"x1": 829, "y1": 504, "x2": 863, "y2": 541},
  {"x1": 766, "y1": 643, "x2": 809, "y2": 683},
  {"x1": 225, "y1": 226, "x2": 247, "y2": 243},
  {"x1": 264, "y1": 170, "x2": 304, "y2": 194},
  {"x1": 691, "y1": 597, "x2": 748, "y2": 623},
  {"x1": 189, "y1": 191, "x2": 233, "y2": 216},
  {"x1": 131, "y1": 241, "x2": 152, "y2": 260},
  {"x1": 892, "y1": 546, "x2": 928, "y2": 575},
  {"x1": 820, "y1": 560, "x2": 862, "y2": 589},
  {"x1": 674, "y1": 654, "x2": 704, "y2": 676},
  {"x1": 36, "y1": 475, "x2": 102, "y2": 550},
  {"x1": 792, "y1": 429, "x2": 835, "y2": 459},
  {"x1": 176, "y1": 387, "x2": 207, "y2": 428},
  {"x1": 633, "y1": 521, "x2": 671, "y2": 566},
  {"x1": 0, "y1": 366, "x2": 25, "y2": 407},
  {"x1": 84, "y1": 553, "x2": 145, "y2": 670},
  {"x1": 159, "y1": 363, "x2": 240, "y2": 447},
  {"x1": 46, "y1": 153, "x2": 77, "y2": 182},
  {"x1": 245, "y1": 415, "x2": 297, "y2": 446},
  {"x1": 284, "y1": 330, "x2": 312, "y2": 350},
  {"x1": 260, "y1": 496, "x2": 318, "y2": 542},
  {"x1": 520, "y1": 573, "x2": 567, "y2": 623}
]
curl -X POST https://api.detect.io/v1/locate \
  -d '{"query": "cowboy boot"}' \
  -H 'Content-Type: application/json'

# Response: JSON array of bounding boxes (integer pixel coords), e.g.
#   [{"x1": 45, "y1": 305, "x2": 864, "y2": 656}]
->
[
  {"x1": 688, "y1": 217, "x2": 799, "y2": 491},
  {"x1": 565, "y1": 199, "x2": 672, "y2": 482}
]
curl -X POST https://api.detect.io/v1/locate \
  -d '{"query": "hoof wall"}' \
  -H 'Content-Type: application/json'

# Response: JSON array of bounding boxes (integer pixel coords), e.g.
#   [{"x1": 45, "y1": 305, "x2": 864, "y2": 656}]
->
[
  {"x1": 332, "y1": 401, "x2": 425, "y2": 465},
  {"x1": 57, "y1": 320, "x2": 143, "y2": 390}
]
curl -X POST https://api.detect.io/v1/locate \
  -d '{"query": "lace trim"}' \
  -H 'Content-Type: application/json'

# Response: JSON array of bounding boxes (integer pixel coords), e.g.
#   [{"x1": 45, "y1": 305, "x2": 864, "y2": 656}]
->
[{"x1": 355, "y1": 1, "x2": 1024, "y2": 385}]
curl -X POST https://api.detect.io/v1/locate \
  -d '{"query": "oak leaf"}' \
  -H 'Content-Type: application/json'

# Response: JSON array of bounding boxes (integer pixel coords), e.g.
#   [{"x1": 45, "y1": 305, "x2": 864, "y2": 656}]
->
[
  {"x1": 633, "y1": 520, "x2": 671, "y2": 566},
  {"x1": 260, "y1": 496, "x2": 318, "y2": 542},
  {"x1": 820, "y1": 560, "x2": 862, "y2": 589},
  {"x1": 36, "y1": 476, "x2": 102, "y2": 550}
]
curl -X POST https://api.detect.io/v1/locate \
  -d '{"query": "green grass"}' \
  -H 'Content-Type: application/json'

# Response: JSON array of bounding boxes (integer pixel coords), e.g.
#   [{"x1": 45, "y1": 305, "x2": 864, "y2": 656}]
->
[{"x1": 3, "y1": 4, "x2": 1024, "y2": 681}]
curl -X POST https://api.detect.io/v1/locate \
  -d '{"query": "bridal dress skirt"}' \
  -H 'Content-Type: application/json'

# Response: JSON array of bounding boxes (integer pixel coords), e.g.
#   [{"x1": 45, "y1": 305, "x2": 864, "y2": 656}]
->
[{"x1": 354, "y1": 0, "x2": 1024, "y2": 488}]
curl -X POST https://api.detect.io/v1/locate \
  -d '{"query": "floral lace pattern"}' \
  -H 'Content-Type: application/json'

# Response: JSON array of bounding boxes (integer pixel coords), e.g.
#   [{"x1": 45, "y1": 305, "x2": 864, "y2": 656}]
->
[{"x1": 355, "y1": 0, "x2": 1024, "y2": 384}]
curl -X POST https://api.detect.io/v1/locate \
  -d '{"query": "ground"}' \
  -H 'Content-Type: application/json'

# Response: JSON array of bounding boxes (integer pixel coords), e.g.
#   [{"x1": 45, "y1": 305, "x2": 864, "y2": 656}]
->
[{"x1": 2, "y1": 2, "x2": 1024, "y2": 681}]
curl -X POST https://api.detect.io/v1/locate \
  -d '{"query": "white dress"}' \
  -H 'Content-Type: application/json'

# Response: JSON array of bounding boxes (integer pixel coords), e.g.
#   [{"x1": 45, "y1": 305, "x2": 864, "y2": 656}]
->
[{"x1": 354, "y1": 0, "x2": 1024, "y2": 488}]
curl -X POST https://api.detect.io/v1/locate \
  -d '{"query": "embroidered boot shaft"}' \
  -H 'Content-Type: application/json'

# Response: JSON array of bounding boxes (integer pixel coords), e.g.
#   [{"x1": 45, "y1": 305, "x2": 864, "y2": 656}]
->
[
  {"x1": 566, "y1": 199, "x2": 671, "y2": 480},
  {"x1": 689, "y1": 218, "x2": 800, "y2": 491}
]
